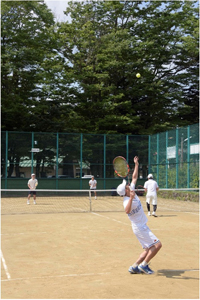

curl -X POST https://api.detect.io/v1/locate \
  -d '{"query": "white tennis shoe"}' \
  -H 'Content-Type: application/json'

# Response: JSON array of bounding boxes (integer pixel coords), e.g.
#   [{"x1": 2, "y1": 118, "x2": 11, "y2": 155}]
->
[{"x1": 152, "y1": 211, "x2": 157, "y2": 217}]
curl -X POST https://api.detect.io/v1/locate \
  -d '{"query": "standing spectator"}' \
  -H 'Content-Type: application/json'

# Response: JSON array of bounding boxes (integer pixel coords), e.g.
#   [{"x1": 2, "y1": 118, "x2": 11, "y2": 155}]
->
[
  {"x1": 89, "y1": 176, "x2": 97, "y2": 199},
  {"x1": 144, "y1": 174, "x2": 159, "y2": 217},
  {"x1": 27, "y1": 174, "x2": 38, "y2": 205}
]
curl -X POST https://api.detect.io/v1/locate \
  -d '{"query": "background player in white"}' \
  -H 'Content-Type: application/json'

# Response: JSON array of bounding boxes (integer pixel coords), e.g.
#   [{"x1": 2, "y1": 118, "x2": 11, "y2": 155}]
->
[
  {"x1": 144, "y1": 174, "x2": 159, "y2": 217},
  {"x1": 117, "y1": 157, "x2": 162, "y2": 275},
  {"x1": 27, "y1": 173, "x2": 38, "y2": 205},
  {"x1": 89, "y1": 176, "x2": 97, "y2": 199}
]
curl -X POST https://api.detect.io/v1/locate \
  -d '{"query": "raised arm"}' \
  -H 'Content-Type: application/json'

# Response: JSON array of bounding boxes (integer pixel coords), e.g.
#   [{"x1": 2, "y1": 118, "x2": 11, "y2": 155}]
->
[{"x1": 131, "y1": 156, "x2": 139, "y2": 186}]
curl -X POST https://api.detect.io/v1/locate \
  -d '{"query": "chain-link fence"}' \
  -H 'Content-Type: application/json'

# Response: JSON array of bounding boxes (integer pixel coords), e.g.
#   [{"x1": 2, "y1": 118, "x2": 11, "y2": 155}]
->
[
  {"x1": 1, "y1": 124, "x2": 198, "y2": 189},
  {"x1": 1, "y1": 132, "x2": 148, "y2": 189},
  {"x1": 149, "y1": 124, "x2": 199, "y2": 188}
]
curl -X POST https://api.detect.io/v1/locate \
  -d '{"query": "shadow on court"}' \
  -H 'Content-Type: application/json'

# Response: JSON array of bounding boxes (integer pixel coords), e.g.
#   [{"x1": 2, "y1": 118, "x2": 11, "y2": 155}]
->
[
  {"x1": 157, "y1": 269, "x2": 199, "y2": 280},
  {"x1": 157, "y1": 214, "x2": 177, "y2": 217}
]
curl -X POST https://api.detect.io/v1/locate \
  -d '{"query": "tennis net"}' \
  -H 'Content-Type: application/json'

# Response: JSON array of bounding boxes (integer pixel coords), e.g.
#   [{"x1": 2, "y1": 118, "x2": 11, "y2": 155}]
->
[{"x1": 1, "y1": 188, "x2": 199, "y2": 215}]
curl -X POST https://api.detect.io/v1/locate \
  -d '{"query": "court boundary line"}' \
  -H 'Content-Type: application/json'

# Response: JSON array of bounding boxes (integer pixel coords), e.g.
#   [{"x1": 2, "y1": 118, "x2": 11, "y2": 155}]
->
[
  {"x1": 1, "y1": 231, "x2": 47, "y2": 236},
  {"x1": 1, "y1": 250, "x2": 11, "y2": 280},
  {"x1": 1, "y1": 272, "x2": 110, "y2": 282},
  {"x1": 91, "y1": 212, "x2": 129, "y2": 226},
  {"x1": 158, "y1": 205, "x2": 199, "y2": 215},
  {"x1": 91, "y1": 208, "x2": 199, "y2": 227},
  {"x1": 1, "y1": 269, "x2": 198, "y2": 283}
]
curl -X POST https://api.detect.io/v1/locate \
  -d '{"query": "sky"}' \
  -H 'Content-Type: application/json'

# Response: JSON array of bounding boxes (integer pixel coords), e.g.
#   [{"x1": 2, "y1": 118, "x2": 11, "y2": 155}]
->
[{"x1": 44, "y1": 0, "x2": 70, "y2": 22}]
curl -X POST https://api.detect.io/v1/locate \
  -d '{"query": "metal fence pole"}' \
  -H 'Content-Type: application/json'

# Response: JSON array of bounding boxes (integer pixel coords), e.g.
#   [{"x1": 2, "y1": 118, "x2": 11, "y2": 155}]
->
[
  {"x1": 103, "y1": 134, "x2": 106, "y2": 189},
  {"x1": 126, "y1": 135, "x2": 129, "y2": 163},
  {"x1": 5, "y1": 131, "x2": 8, "y2": 189},
  {"x1": 31, "y1": 132, "x2": 34, "y2": 174},
  {"x1": 157, "y1": 133, "x2": 159, "y2": 185},
  {"x1": 148, "y1": 135, "x2": 151, "y2": 174},
  {"x1": 56, "y1": 132, "x2": 59, "y2": 190},
  {"x1": 176, "y1": 128, "x2": 179, "y2": 188},
  {"x1": 80, "y1": 133, "x2": 83, "y2": 189},
  {"x1": 187, "y1": 125, "x2": 190, "y2": 188},
  {"x1": 166, "y1": 131, "x2": 168, "y2": 188}
]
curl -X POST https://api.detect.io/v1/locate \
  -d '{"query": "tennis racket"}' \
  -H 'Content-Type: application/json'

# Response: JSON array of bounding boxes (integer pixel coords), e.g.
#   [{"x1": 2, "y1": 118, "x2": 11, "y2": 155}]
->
[{"x1": 113, "y1": 156, "x2": 130, "y2": 182}]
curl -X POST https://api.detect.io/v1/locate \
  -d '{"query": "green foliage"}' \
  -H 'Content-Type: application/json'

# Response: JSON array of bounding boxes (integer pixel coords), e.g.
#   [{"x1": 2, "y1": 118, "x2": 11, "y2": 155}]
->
[
  {"x1": 151, "y1": 162, "x2": 199, "y2": 188},
  {"x1": 1, "y1": 0, "x2": 199, "y2": 135},
  {"x1": 158, "y1": 190, "x2": 199, "y2": 202}
]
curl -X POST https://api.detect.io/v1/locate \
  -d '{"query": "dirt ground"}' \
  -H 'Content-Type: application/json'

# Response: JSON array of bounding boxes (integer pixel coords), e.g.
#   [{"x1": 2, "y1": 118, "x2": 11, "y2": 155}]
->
[{"x1": 1, "y1": 196, "x2": 199, "y2": 299}]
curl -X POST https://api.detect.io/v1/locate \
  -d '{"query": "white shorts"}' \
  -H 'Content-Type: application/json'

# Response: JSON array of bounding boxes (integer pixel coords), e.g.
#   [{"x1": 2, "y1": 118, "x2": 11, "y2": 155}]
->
[
  {"x1": 132, "y1": 224, "x2": 159, "y2": 249},
  {"x1": 146, "y1": 194, "x2": 157, "y2": 205}
]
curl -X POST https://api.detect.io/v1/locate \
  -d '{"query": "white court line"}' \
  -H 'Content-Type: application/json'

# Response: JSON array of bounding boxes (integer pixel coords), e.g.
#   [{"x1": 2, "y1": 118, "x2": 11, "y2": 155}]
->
[
  {"x1": 182, "y1": 211, "x2": 199, "y2": 216},
  {"x1": 1, "y1": 250, "x2": 11, "y2": 280},
  {"x1": 1, "y1": 272, "x2": 109, "y2": 282},
  {"x1": 1, "y1": 232, "x2": 47, "y2": 236},
  {"x1": 158, "y1": 206, "x2": 199, "y2": 215},
  {"x1": 92, "y1": 210, "x2": 198, "y2": 228},
  {"x1": 92, "y1": 213, "x2": 168, "y2": 230},
  {"x1": 92, "y1": 212, "x2": 129, "y2": 226}
]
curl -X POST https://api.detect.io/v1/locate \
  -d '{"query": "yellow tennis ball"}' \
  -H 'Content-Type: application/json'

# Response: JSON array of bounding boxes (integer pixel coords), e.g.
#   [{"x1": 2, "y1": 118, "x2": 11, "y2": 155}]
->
[{"x1": 136, "y1": 73, "x2": 141, "y2": 78}]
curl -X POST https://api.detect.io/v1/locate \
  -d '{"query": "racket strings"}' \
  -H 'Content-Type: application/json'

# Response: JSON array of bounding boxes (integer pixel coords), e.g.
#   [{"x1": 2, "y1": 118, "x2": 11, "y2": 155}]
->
[{"x1": 114, "y1": 158, "x2": 129, "y2": 177}]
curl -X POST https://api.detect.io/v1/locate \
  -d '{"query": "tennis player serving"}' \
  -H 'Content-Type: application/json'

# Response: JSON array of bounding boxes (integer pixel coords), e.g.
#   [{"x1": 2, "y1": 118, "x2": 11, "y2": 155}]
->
[{"x1": 116, "y1": 156, "x2": 162, "y2": 275}]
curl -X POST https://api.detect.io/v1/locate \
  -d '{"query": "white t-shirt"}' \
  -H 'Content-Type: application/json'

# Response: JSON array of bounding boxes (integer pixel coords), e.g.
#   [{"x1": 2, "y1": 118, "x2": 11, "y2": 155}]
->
[
  {"x1": 89, "y1": 179, "x2": 97, "y2": 189},
  {"x1": 123, "y1": 183, "x2": 147, "y2": 230},
  {"x1": 28, "y1": 179, "x2": 38, "y2": 190},
  {"x1": 144, "y1": 179, "x2": 158, "y2": 195}
]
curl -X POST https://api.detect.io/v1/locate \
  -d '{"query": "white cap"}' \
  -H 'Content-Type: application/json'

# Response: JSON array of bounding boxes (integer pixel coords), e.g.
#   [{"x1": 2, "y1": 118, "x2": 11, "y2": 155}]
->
[
  {"x1": 31, "y1": 173, "x2": 35, "y2": 176},
  {"x1": 117, "y1": 179, "x2": 127, "y2": 196},
  {"x1": 148, "y1": 174, "x2": 153, "y2": 179}
]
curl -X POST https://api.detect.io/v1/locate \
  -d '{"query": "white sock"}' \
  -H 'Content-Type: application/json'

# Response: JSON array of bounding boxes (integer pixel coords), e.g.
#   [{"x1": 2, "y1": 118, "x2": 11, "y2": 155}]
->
[
  {"x1": 132, "y1": 263, "x2": 138, "y2": 268},
  {"x1": 141, "y1": 261, "x2": 148, "y2": 267}
]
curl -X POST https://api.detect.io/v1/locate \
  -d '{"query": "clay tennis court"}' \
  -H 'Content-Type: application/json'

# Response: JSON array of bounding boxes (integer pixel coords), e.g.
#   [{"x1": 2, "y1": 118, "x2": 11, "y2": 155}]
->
[{"x1": 1, "y1": 195, "x2": 199, "y2": 299}]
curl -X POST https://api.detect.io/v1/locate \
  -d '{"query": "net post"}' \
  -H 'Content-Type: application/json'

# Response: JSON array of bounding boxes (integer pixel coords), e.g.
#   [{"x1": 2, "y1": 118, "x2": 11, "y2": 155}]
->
[{"x1": 89, "y1": 190, "x2": 92, "y2": 212}]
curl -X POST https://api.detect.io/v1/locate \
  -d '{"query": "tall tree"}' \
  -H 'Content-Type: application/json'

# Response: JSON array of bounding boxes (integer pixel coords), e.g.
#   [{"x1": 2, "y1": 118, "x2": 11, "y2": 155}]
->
[
  {"x1": 1, "y1": 0, "x2": 199, "y2": 135},
  {"x1": 58, "y1": 0, "x2": 199, "y2": 134},
  {"x1": 1, "y1": 0, "x2": 71, "y2": 132}
]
